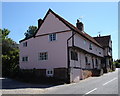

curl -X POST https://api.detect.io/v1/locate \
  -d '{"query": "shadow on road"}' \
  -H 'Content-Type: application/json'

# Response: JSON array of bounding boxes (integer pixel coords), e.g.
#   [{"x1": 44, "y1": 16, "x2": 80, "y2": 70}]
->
[{"x1": 1, "y1": 78, "x2": 65, "y2": 89}]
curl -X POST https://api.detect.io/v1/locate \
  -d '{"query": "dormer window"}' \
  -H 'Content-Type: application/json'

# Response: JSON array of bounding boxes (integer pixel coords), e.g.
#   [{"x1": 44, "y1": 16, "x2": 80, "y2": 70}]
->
[
  {"x1": 49, "y1": 33, "x2": 56, "y2": 41},
  {"x1": 89, "y1": 43, "x2": 92, "y2": 50},
  {"x1": 23, "y1": 42, "x2": 27, "y2": 47}
]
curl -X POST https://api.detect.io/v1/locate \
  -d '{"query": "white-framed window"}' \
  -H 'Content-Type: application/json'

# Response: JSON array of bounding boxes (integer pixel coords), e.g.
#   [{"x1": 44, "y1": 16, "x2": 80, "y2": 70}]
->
[
  {"x1": 39, "y1": 52, "x2": 48, "y2": 60},
  {"x1": 23, "y1": 42, "x2": 27, "y2": 47},
  {"x1": 49, "y1": 33, "x2": 56, "y2": 41},
  {"x1": 22, "y1": 56, "x2": 28, "y2": 62},
  {"x1": 46, "y1": 69, "x2": 54, "y2": 77}
]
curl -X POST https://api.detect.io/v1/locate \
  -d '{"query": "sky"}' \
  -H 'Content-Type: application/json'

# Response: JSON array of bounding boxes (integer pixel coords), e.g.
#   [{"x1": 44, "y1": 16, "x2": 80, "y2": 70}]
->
[{"x1": 2, "y1": 2, "x2": 118, "y2": 60}]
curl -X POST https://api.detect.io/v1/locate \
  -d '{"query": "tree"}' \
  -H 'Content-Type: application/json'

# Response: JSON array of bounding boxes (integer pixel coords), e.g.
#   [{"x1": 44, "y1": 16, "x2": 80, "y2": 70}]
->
[
  {"x1": 24, "y1": 26, "x2": 37, "y2": 39},
  {"x1": 2, "y1": 28, "x2": 19, "y2": 77},
  {"x1": 113, "y1": 59, "x2": 120, "y2": 68}
]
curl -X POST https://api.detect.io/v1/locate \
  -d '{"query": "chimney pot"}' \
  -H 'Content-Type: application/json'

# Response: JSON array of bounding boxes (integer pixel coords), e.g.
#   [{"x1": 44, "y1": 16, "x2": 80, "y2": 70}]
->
[
  {"x1": 76, "y1": 20, "x2": 84, "y2": 32},
  {"x1": 77, "y1": 19, "x2": 80, "y2": 23}
]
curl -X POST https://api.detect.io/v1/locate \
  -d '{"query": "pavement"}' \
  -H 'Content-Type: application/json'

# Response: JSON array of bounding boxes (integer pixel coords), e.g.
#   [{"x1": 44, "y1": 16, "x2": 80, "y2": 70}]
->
[
  {"x1": 1, "y1": 68, "x2": 119, "y2": 95},
  {"x1": 1, "y1": 77, "x2": 55, "y2": 94}
]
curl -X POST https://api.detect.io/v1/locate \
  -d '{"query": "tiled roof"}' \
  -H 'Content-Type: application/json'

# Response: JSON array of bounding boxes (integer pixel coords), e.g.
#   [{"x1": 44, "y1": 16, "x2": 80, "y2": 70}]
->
[
  {"x1": 20, "y1": 9, "x2": 103, "y2": 48},
  {"x1": 94, "y1": 35, "x2": 111, "y2": 47}
]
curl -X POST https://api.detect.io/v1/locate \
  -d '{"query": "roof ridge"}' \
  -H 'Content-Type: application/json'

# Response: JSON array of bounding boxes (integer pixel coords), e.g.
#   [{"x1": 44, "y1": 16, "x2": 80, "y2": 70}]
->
[{"x1": 94, "y1": 35, "x2": 111, "y2": 38}]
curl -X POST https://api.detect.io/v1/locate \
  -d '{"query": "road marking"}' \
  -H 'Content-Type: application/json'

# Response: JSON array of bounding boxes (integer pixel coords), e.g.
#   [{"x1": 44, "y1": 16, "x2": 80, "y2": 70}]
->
[
  {"x1": 103, "y1": 77, "x2": 117, "y2": 86},
  {"x1": 0, "y1": 77, "x2": 4, "y2": 79},
  {"x1": 83, "y1": 88, "x2": 97, "y2": 95}
]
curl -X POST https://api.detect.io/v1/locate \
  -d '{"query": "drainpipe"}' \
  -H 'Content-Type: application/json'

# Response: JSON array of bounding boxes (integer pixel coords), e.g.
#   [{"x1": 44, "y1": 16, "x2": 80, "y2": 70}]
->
[{"x1": 67, "y1": 31, "x2": 76, "y2": 83}]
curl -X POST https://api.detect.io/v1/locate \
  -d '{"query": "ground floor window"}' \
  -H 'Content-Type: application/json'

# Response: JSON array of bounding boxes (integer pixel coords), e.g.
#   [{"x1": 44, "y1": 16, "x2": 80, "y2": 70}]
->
[
  {"x1": 22, "y1": 56, "x2": 28, "y2": 62},
  {"x1": 85, "y1": 56, "x2": 88, "y2": 65},
  {"x1": 96, "y1": 58, "x2": 98, "y2": 66},
  {"x1": 92, "y1": 58, "x2": 94, "y2": 68},
  {"x1": 71, "y1": 50, "x2": 78, "y2": 61},
  {"x1": 46, "y1": 69, "x2": 54, "y2": 77}
]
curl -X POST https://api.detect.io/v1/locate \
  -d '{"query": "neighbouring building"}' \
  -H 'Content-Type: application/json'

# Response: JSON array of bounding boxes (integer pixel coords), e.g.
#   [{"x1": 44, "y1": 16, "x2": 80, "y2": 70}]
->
[{"x1": 19, "y1": 9, "x2": 114, "y2": 83}]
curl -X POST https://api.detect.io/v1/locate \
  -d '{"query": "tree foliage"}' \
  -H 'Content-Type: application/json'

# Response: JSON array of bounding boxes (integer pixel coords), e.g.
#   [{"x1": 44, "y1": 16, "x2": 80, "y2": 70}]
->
[
  {"x1": 2, "y1": 28, "x2": 19, "y2": 77},
  {"x1": 24, "y1": 26, "x2": 37, "y2": 39},
  {"x1": 113, "y1": 59, "x2": 120, "y2": 68}
]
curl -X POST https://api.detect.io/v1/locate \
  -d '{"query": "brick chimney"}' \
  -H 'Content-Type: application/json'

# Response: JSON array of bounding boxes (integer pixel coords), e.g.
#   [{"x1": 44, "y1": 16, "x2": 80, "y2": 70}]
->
[
  {"x1": 76, "y1": 19, "x2": 84, "y2": 32},
  {"x1": 38, "y1": 18, "x2": 43, "y2": 28}
]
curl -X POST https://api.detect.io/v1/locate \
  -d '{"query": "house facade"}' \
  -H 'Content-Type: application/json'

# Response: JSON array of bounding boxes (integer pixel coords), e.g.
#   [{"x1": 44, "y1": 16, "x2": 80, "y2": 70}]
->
[{"x1": 19, "y1": 9, "x2": 114, "y2": 83}]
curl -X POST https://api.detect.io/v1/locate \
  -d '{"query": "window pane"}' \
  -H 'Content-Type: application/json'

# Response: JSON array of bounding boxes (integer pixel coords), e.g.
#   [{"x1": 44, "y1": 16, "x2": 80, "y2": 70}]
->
[
  {"x1": 22, "y1": 56, "x2": 28, "y2": 61},
  {"x1": 89, "y1": 43, "x2": 92, "y2": 50},
  {"x1": 84, "y1": 40, "x2": 86, "y2": 45},
  {"x1": 39, "y1": 52, "x2": 48, "y2": 60},
  {"x1": 96, "y1": 59, "x2": 98, "y2": 66},
  {"x1": 23, "y1": 42, "x2": 27, "y2": 47},
  {"x1": 50, "y1": 70, "x2": 52, "y2": 74},
  {"x1": 85, "y1": 57, "x2": 88, "y2": 64},
  {"x1": 22, "y1": 57, "x2": 24, "y2": 61},
  {"x1": 71, "y1": 51, "x2": 78, "y2": 61},
  {"x1": 49, "y1": 33, "x2": 56, "y2": 41},
  {"x1": 26, "y1": 57, "x2": 28, "y2": 61}
]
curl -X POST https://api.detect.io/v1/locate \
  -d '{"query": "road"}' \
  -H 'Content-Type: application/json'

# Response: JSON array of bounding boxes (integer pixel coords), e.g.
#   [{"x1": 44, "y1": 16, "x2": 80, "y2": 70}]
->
[
  {"x1": 1, "y1": 68, "x2": 119, "y2": 95},
  {"x1": 43, "y1": 68, "x2": 118, "y2": 95}
]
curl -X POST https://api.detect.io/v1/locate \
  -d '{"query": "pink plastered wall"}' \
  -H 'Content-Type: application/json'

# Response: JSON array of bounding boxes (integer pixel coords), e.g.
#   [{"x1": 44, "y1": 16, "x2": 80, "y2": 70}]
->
[
  {"x1": 19, "y1": 31, "x2": 72, "y2": 69},
  {"x1": 36, "y1": 12, "x2": 70, "y2": 36},
  {"x1": 74, "y1": 33, "x2": 104, "y2": 57},
  {"x1": 19, "y1": 11, "x2": 72, "y2": 69}
]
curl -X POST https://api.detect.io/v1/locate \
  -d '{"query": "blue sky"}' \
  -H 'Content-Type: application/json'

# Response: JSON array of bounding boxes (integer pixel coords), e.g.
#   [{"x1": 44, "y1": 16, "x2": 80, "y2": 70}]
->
[{"x1": 2, "y1": 2, "x2": 118, "y2": 59}]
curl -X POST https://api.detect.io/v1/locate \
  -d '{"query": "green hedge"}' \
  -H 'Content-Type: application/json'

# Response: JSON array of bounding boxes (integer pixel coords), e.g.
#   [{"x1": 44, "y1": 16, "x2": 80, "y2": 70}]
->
[{"x1": 114, "y1": 62, "x2": 120, "y2": 68}]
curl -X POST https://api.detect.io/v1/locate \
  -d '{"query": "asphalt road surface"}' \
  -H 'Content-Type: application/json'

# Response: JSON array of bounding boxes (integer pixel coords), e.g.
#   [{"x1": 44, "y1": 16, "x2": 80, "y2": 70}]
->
[
  {"x1": 43, "y1": 69, "x2": 118, "y2": 95},
  {"x1": 1, "y1": 68, "x2": 119, "y2": 95}
]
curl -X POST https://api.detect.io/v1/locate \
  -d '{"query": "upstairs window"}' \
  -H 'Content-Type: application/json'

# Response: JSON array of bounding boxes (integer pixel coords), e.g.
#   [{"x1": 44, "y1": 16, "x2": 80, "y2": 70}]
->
[
  {"x1": 49, "y1": 33, "x2": 56, "y2": 41},
  {"x1": 108, "y1": 47, "x2": 112, "y2": 52},
  {"x1": 22, "y1": 56, "x2": 28, "y2": 62},
  {"x1": 84, "y1": 40, "x2": 86, "y2": 45},
  {"x1": 71, "y1": 51, "x2": 78, "y2": 61},
  {"x1": 23, "y1": 42, "x2": 27, "y2": 47},
  {"x1": 39, "y1": 52, "x2": 48, "y2": 60},
  {"x1": 98, "y1": 48, "x2": 101, "y2": 54},
  {"x1": 89, "y1": 43, "x2": 92, "y2": 50}
]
